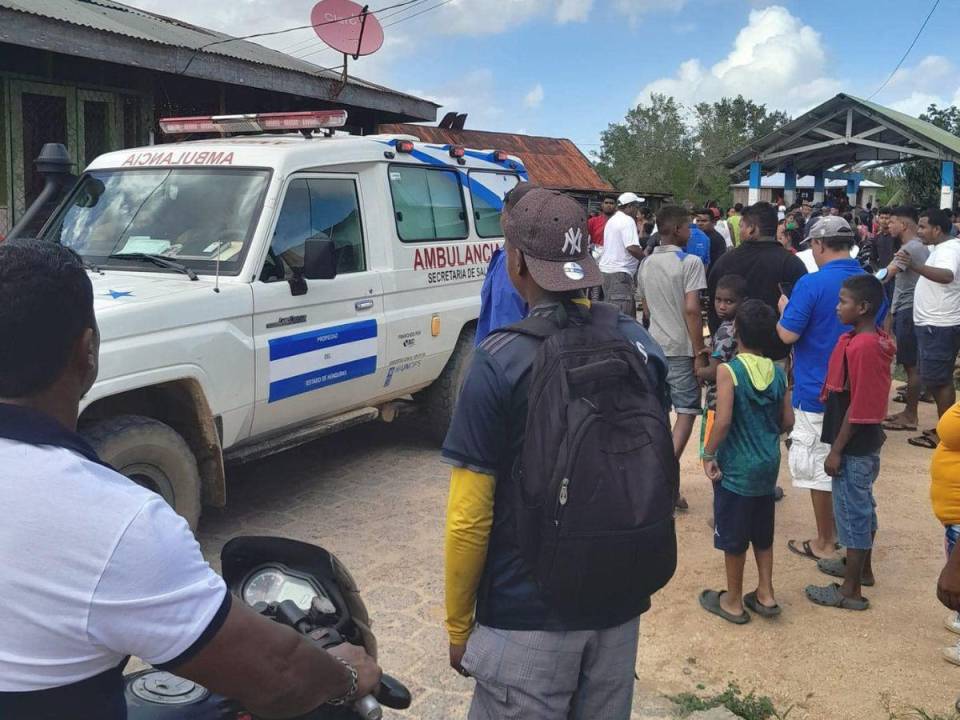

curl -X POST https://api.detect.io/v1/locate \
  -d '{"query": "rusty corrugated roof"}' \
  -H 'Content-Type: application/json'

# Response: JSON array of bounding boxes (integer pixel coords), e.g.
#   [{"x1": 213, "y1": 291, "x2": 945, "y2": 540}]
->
[{"x1": 377, "y1": 124, "x2": 614, "y2": 193}]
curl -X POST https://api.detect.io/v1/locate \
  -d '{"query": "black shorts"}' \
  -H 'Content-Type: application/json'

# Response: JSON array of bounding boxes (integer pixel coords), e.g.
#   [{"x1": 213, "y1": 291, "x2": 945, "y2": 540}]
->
[
  {"x1": 893, "y1": 310, "x2": 918, "y2": 367},
  {"x1": 713, "y1": 484, "x2": 775, "y2": 555},
  {"x1": 917, "y1": 324, "x2": 960, "y2": 387}
]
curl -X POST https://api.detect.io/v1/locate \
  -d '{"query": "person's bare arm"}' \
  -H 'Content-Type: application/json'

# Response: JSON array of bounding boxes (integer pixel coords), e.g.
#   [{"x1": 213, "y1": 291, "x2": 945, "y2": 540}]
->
[
  {"x1": 696, "y1": 353, "x2": 720, "y2": 383},
  {"x1": 703, "y1": 364, "x2": 734, "y2": 481},
  {"x1": 171, "y1": 601, "x2": 380, "y2": 719},
  {"x1": 781, "y1": 386, "x2": 795, "y2": 434},
  {"x1": 914, "y1": 263, "x2": 954, "y2": 284},
  {"x1": 896, "y1": 248, "x2": 954, "y2": 284},
  {"x1": 684, "y1": 290, "x2": 706, "y2": 363},
  {"x1": 627, "y1": 245, "x2": 645, "y2": 261},
  {"x1": 824, "y1": 404, "x2": 854, "y2": 477}
]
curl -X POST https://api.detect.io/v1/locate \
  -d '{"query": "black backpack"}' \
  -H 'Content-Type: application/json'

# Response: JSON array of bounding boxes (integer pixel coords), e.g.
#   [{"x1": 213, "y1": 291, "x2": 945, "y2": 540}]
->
[{"x1": 508, "y1": 301, "x2": 678, "y2": 618}]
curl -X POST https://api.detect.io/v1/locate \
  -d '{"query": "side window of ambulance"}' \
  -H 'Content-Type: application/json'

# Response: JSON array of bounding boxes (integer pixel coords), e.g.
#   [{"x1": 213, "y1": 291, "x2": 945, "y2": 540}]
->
[
  {"x1": 263, "y1": 177, "x2": 365, "y2": 281},
  {"x1": 469, "y1": 171, "x2": 519, "y2": 238},
  {"x1": 389, "y1": 166, "x2": 468, "y2": 242}
]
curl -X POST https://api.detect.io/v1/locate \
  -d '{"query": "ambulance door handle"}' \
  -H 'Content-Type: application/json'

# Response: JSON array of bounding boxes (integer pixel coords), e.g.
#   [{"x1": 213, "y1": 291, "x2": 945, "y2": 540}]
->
[{"x1": 355, "y1": 300, "x2": 374, "y2": 311}]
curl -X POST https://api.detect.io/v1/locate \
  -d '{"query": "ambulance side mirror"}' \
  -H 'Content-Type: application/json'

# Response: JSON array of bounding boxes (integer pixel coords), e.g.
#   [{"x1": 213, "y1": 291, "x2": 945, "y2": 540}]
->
[{"x1": 303, "y1": 238, "x2": 337, "y2": 281}]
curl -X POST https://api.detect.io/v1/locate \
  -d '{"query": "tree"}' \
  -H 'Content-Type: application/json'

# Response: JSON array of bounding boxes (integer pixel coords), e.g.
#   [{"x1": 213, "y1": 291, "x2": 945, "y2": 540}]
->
[
  {"x1": 692, "y1": 97, "x2": 790, "y2": 205},
  {"x1": 595, "y1": 93, "x2": 695, "y2": 203},
  {"x1": 902, "y1": 103, "x2": 960, "y2": 208},
  {"x1": 594, "y1": 94, "x2": 789, "y2": 207}
]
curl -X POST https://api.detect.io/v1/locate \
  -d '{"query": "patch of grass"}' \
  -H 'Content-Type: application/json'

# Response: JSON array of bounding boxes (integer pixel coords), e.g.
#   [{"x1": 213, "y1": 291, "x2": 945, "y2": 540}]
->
[
  {"x1": 880, "y1": 692, "x2": 960, "y2": 720},
  {"x1": 669, "y1": 682, "x2": 792, "y2": 720}
]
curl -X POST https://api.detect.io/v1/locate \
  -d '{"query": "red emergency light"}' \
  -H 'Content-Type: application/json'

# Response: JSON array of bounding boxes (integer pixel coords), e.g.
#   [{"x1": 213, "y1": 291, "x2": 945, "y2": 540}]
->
[
  {"x1": 492, "y1": 150, "x2": 509, "y2": 162},
  {"x1": 395, "y1": 140, "x2": 415, "y2": 153},
  {"x1": 159, "y1": 110, "x2": 348, "y2": 135},
  {"x1": 449, "y1": 146, "x2": 465, "y2": 158}
]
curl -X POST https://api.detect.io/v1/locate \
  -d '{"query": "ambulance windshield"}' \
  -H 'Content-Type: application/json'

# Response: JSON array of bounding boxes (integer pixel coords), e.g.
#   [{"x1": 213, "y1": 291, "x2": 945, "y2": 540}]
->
[{"x1": 42, "y1": 168, "x2": 270, "y2": 276}]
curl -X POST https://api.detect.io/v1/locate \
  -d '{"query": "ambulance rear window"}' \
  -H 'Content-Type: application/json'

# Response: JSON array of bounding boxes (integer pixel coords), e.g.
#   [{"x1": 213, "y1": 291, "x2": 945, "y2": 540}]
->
[
  {"x1": 388, "y1": 165, "x2": 468, "y2": 242},
  {"x1": 468, "y1": 171, "x2": 519, "y2": 238}
]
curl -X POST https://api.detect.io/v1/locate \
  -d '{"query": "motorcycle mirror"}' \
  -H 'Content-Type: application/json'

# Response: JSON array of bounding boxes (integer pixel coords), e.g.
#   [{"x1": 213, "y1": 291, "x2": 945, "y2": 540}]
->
[{"x1": 376, "y1": 674, "x2": 412, "y2": 710}]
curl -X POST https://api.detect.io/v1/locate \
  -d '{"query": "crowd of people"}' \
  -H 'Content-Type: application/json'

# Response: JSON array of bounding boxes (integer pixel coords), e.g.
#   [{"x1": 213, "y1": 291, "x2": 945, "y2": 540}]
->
[{"x1": 457, "y1": 185, "x2": 960, "y2": 717}]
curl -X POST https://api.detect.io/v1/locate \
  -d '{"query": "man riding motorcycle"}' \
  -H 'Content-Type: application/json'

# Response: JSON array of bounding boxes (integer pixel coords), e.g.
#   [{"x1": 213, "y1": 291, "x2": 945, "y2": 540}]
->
[{"x1": 0, "y1": 239, "x2": 381, "y2": 720}]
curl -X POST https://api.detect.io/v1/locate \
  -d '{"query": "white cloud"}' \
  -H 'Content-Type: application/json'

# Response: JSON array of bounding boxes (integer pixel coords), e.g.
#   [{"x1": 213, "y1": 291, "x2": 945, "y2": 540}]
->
[
  {"x1": 636, "y1": 5, "x2": 842, "y2": 114},
  {"x1": 523, "y1": 83, "x2": 545, "y2": 109},
  {"x1": 615, "y1": 0, "x2": 687, "y2": 26},
  {"x1": 877, "y1": 55, "x2": 960, "y2": 117},
  {"x1": 556, "y1": 0, "x2": 595, "y2": 23},
  {"x1": 408, "y1": 68, "x2": 509, "y2": 130}
]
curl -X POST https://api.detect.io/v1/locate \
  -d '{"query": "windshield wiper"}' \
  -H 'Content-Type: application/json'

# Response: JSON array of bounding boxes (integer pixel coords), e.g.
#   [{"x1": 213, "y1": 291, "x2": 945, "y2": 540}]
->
[{"x1": 108, "y1": 253, "x2": 198, "y2": 281}]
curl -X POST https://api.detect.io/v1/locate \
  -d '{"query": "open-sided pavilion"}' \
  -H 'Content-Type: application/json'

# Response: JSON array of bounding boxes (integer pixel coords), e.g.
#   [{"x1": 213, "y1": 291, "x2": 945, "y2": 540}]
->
[{"x1": 723, "y1": 93, "x2": 960, "y2": 210}]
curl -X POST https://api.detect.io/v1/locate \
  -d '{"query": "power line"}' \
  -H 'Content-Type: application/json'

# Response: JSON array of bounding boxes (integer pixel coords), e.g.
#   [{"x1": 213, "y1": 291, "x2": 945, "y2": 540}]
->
[
  {"x1": 382, "y1": 0, "x2": 455, "y2": 28},
  {"x1": 867, "y1": 0, "x2": 941, "y2": 100},
  {"x1": 177, "y1": 0, "x2": 423, "y2": 75}
]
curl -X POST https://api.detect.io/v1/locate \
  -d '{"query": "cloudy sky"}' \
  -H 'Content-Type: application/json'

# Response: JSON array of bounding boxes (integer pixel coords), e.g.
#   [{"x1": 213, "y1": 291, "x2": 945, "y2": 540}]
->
[{"x1": 125, "y1": 0, "x2": 960, "y2": 154}]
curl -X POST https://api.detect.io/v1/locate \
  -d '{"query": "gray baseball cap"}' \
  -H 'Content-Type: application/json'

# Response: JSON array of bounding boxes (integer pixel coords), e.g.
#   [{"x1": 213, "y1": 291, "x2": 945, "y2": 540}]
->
[
  {"x1": 807, "y1": 214, "x2": 854, "y2": 241},
  {"x1": 503, "y1": 188, "x2": 602, "y2": 292}
]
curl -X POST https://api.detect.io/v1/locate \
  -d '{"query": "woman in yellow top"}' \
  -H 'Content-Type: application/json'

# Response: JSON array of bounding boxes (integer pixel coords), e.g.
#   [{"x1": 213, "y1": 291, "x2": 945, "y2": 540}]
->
[{"x1": 931, "y1": 401, "x2": 960, "y2": 666}]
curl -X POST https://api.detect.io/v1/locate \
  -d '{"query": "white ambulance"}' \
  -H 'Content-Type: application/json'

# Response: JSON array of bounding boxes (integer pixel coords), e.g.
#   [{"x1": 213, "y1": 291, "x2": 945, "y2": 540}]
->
[{"x1": 37, "y1": 110, "x2": 527, "y2": 527}]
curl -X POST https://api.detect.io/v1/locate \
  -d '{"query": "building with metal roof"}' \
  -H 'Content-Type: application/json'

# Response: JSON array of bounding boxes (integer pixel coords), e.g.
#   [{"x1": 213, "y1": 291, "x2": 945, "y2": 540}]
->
[
  {"x1": 723, "y1": 93, "x2": 960, "y2": 210},
  {"x1": 377, "y1": 123, "x2": 618, "y2": 207},
  {"x1": 0, "y1": 0, "x2": 438, "y2": 235}
]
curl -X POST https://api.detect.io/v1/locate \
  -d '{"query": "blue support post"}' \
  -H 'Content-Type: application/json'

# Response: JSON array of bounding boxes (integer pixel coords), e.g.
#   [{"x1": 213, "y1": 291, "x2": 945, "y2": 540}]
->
[
  {"x1": 846, "y1": 178, "x2": 859, "y2": 208},
  {"x1": 813, "y1": 171, "x2": 825, "y2": 204},
  {"x1": 942, "y1": 160, "x2": 955, "y2": 210},
  {"x1": 784, "y1": 167, "x2": 797, "y2": 206},
  {"x1": 748, "y1": 161, "x2": 762, "y2": 205}
]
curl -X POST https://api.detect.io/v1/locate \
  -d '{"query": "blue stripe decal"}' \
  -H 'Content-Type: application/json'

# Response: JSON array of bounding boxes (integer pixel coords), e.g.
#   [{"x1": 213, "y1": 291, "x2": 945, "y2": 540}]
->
[
  {"x1": 268, "y1": 319, "x2": 377, "y2": 361},
  {"x1": 268, "y1": 356, "x2": 377, "y2": 402}
]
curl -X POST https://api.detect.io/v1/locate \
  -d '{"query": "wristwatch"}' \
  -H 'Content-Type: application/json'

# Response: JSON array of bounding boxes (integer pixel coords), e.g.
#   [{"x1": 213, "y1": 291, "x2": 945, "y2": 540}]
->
[{"x1": 327, "y1": 656, "x2": 359, "y2": 706}]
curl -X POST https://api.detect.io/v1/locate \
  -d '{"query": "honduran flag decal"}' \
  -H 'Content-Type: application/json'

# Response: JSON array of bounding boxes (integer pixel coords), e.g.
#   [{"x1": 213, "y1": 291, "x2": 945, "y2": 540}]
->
[{"x1": 267, "y1": 320, "x2": 377, "y2": 402}]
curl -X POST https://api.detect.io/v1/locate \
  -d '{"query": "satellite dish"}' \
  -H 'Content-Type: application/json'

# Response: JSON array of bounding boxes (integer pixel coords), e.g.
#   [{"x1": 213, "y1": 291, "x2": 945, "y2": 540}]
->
[{"x1": 311, "y1": 0, "x2": 384, "y2": 58}]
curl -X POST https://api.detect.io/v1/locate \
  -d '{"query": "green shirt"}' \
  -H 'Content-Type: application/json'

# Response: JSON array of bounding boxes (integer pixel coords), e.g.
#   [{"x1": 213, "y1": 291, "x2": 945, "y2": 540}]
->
[
  {"x1": 728, "y1": 214, "x2": 741, "y2": 246},
  {"x1": 717, "y1": 354, "x2": 786, "y2": 497}
]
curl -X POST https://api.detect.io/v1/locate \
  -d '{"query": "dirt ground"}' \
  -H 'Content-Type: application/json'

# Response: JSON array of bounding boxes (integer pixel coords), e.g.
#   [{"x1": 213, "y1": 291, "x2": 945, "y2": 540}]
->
[{"x1": 193, "y1": 395, "x2": 958, "y2": 720}]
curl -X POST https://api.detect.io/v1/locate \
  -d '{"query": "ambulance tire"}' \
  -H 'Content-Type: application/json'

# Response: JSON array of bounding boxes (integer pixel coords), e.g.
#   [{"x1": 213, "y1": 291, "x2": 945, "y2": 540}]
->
[
  {"x1": 84, "y1": 415, "x2": 202, "y2": 530},
  {"x1": 421, "y1": 325, "x2": 475, "y2": 444}
]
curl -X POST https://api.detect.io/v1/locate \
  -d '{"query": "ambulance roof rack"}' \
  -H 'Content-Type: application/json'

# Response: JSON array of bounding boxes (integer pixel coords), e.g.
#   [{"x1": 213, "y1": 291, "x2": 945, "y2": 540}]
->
[{"x1": 159, "y1": 110, "x2": 348, "y2": 138}]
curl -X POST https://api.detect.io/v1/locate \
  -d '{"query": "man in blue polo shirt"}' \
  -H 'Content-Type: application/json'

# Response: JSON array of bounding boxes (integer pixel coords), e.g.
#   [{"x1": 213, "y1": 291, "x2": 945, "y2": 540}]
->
[
  {"x1": 776, "y1": 216, "x2": 886, "y2": 562},
  {"x1": 475, "y1": 183, "x2": 533, "y2": 345}
]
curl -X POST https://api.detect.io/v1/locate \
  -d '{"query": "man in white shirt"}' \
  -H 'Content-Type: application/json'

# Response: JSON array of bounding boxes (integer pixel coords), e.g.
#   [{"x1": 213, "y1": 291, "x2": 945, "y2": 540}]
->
[
  {"x1": 0, "y1": 240, "x2": 380, "y2": 719},
  {"x1": 599, "y1": 192, "x2": 645, "y2": 318},
  {"x1": 900, "y1": 208, "x2": 960, "y2": 448}
]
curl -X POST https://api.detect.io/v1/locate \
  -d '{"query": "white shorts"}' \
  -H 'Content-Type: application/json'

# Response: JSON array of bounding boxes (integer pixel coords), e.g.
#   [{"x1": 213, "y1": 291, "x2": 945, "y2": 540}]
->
[{"x1": 789, "y1": 409, "x2": 832, "y2": 492}]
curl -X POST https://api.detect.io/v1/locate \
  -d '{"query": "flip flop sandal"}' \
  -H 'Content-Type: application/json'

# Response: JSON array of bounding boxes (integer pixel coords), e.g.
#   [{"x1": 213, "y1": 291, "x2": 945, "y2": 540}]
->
[
  {"x1": 675, "y1": 495, "x2": 689, "y2": 511},
  {"x1": 699, "y1": 589, "x2": 750, "y2": 625},
  {"x1": 774, "y1": 486, "x2": 785, "y2": 502},
  {"x1": 805, "y1": 582, "x2": 869, "y2": 610},
  {"x1": 816, "y1": 557, "x2": 875, "y2": 586},
  {"x1": 743, "y1": 591, "x2": 781, "y2": 618},
  {"x1": 882, "y1": 421, "x2": 918, "y2": 431},
  {"x1": 908, "y1": 434, "x2": 938, "y2": 449},
  {"x1": 891, "y1": 392, "x2": 906, "y2": 404},
  {"x1": 787, "y1": 539, "x2": 825, "y2": 560}
]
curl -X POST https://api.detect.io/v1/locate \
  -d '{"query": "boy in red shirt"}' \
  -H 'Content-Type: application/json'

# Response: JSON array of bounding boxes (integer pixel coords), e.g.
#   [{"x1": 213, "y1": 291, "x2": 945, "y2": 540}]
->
[{"x1": 806, "y1": 274, "x2": 895, "y2": 611}]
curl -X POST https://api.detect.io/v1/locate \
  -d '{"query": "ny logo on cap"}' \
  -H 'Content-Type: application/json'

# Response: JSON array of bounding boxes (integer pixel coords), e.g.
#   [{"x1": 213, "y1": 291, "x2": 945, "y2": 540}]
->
[{"x1": 561, "y1": 227, "x2": 583, "y2": 256}]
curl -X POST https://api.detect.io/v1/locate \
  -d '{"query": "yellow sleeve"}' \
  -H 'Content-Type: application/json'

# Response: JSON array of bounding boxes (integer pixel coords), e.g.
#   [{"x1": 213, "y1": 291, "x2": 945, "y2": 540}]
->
[{"x1": 444, "y1": 467, "x2": 495, "y2": 646}]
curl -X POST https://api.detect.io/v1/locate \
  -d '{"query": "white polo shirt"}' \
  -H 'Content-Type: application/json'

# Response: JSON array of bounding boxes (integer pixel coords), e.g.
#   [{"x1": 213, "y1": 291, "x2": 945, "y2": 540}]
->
[
  {"x1": 0, "y1": 404, "x2": 227, "y2": 700},
  {"x1": 599, "y1": 210, "x2": 641, "y2": 275}
]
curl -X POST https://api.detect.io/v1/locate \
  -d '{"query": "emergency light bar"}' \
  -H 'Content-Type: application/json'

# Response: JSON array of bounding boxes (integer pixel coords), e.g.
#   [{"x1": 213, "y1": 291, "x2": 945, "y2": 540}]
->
[{"x1": 159, "y1": 110, "x2": 348, "y2": 135}]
